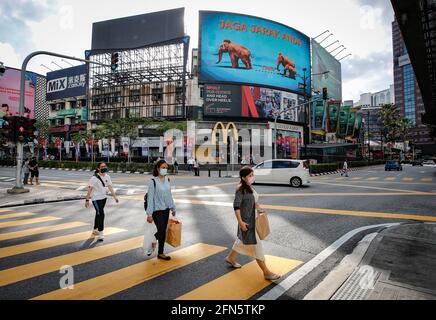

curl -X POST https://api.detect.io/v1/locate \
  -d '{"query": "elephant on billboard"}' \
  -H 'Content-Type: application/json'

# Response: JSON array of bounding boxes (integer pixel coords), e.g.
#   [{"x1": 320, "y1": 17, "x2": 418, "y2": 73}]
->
[
  {"x1": 277, "y1": 53, "x2": 296, "y2": 78},
  {"x1": 216, "y1": 39, "x2": 252, "y2": 69}
]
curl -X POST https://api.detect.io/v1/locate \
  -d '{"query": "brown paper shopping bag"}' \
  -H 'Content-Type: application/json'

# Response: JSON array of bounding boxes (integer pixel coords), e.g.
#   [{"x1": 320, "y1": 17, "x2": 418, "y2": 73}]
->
[
  {"x1": 166, "y1": 219, "x2": 182, "y2": 247},
  {"x1": 256, "y1": 212, "x2": 270, "y2": 240}
]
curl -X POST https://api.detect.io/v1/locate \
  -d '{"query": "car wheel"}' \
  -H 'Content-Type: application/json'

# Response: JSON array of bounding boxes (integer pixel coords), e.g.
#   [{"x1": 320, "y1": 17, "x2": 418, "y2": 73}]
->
[{"x1": 290, "y1": 177, "x2": 302, "y2": 188}]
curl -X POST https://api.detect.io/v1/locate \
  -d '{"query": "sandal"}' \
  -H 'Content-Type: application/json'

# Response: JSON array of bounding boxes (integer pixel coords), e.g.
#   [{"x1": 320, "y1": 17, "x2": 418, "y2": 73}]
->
[
  {"x1": 264, "y1": 273, "x2": 281, "y2": 281},
  {"x1": 225, "y1": 258, "x2": 242, "y2": 269}
]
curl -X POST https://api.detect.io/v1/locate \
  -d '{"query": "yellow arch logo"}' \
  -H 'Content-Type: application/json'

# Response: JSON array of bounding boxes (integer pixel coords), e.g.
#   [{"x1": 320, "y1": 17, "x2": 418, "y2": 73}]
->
[{"x1": 211, "y1": 122, "x2": 238, "y2": 145}]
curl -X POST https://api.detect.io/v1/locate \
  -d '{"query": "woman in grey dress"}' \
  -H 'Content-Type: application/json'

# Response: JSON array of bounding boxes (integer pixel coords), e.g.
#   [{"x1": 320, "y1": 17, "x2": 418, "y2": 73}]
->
[{"x1": 225, "y1": 166, "x2": 280, "y2": 281}]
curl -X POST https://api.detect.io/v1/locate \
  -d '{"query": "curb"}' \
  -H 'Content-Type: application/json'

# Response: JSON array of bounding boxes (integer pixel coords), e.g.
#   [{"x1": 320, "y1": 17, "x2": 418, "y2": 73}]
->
[
  {"x1": 303, "y1": 232, "x2": 379, "y2": 300},
  {"x1": 0, "y1": 195, "x2": 86, "y2": 208}
]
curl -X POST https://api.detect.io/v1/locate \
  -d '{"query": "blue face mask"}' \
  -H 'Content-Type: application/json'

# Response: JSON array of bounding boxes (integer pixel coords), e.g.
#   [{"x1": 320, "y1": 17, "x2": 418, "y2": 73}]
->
[{"x1": 160, "y1": 168, "x2": 168, "y2": 176}]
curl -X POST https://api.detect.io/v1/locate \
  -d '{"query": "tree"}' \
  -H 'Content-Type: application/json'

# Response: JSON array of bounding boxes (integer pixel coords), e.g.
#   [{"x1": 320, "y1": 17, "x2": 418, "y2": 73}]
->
[
  {"x1": 378, "y1": 104, "x2": 400, "y2": 159},
  {"x1": 398, "y1": 117, "x2": 412, "y2": 159},
  {"x1": 34, "y1": 120, "x2": 50, "y2": 159}
]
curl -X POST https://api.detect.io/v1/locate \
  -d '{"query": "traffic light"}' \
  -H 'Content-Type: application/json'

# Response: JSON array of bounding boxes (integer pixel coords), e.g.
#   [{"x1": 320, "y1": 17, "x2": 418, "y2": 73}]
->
[
  {"x1": 24, "y1": 118, "x2": 37, "y2": 142},
  {"x1": 16, "y1": 117, "x2": 26, "y2": 142},
  {"x1": 0, "y1": 116, "x2": 15, "y2": 141},
  {"x1": 322, "y1": 87, "x2": 328, "y2": 100},
  {"x1": 110, "y1": 52, "x2": 119, "y2": 71}
]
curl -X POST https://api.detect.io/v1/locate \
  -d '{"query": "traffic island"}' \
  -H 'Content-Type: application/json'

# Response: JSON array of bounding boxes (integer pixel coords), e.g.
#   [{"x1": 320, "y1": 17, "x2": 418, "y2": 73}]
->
[
  {"x1": 304, "y1": 222, "x2": 436, "y2": 300},
  {"x1": 7, "y1": 187, "x2": 30, "y2": 194}
]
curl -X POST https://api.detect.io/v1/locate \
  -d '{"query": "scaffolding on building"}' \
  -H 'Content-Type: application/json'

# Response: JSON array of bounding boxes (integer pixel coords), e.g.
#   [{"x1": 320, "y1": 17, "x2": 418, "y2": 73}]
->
[{"x1": 88, "y1": 39, "x2": 190, "y2": 123}]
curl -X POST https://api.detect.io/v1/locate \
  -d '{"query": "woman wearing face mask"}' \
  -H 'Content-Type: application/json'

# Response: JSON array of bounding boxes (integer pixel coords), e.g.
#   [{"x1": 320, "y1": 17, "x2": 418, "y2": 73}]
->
[
  {"x1": 146, "y1": 160, "x2": 176, "y2": 260},
  {"x1": 226, "y1": 166, "x2": 280, "y2": 281},
  {"x1": 85, "y1": 162, "x2": 120, "y2": 241}
]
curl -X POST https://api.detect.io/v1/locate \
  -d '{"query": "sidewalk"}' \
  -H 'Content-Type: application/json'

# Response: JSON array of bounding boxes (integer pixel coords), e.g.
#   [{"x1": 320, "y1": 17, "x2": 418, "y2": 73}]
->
[
  {"x1": 305, "y1": 222, "x2": 436, "y2": 300},
  {"x1": 0, "y1": 185, "x2": 85, "y2": 208}
]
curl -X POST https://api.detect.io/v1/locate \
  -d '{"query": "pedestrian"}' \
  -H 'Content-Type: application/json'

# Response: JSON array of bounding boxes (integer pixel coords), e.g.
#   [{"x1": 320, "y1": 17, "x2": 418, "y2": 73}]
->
[
  {"x1": 187, "y1": 157, "x2": 194, "y2": 172},
  {"x1": 85, "y1": 162, "x2": 120, "y2": 241},
  {"x1": 194, "y1": 158, "x2": 200, "y2": 176},
  {"x1": 28, "y1": 157, "x2": 40, "y2": 185},
  {"x1": 225, "y1": 166, "x2": 280, "y2": 281},
  {"x1": 173, "y1": 159, "x2": 179, "y2": 175},
  {"x1": 22, "y1": 158, "x2": 30, "y2": 185},
  {"x1": 341, "y1": 160, "x2": 349, "y2": 177},
  {"x1": 146, "y1": 160, "x2": 177, "y2": 260}
]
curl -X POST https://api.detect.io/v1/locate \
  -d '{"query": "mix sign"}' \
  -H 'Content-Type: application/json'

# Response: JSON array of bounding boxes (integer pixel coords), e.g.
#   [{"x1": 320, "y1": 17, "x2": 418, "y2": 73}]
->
[{"x1": 46, "y1": 65, "x2": 87, "y2": 101}]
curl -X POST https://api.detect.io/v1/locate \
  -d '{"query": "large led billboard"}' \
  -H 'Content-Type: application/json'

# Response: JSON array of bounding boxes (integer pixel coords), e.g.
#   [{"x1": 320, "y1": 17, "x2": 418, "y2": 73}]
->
[
  {"x1": 0, "y1": 67, "x2": 35, "y2": 119},
  {"x1": 199, "y1": 11, "x2": 311, "y2": 96},
  {"x1": 312, "y1": 40, "x2": 342, "y2": 101},
  {"x1": 204, "y1": 84, "x2": 305, "y2": 123},
  {"x1": 91, "y1": 8, "x2": 185, "y2": 51}
]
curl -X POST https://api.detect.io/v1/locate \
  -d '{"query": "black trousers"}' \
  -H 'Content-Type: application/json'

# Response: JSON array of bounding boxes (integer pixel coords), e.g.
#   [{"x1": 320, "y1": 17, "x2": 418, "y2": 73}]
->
[
  {"x1": 152, "y1": 209, "x2": 170, "y2": 254},
  {"x1": 92, "y1": 198, "x2": 107, "y2": 232}
]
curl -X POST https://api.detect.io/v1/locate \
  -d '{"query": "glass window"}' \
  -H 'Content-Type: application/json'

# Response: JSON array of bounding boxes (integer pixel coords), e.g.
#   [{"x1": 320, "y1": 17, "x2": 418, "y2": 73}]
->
[
  {"x1": 273, "y1": 161, "x2": 291, "y2": 169},
  {"x1": 260, "y1": 161, "x2": 273, "y2": 169}
]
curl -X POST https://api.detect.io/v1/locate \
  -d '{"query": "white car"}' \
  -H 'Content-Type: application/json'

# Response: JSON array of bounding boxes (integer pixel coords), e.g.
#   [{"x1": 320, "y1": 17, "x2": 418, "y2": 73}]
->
[{"x1": 253, "y1": 159, "x2": 310, "y2": 188}]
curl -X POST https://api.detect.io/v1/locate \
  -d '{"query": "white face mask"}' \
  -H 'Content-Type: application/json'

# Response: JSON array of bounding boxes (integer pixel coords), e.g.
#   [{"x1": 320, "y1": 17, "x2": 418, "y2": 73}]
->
[{"x1": 160, "y1": 168, "x2": 168, "y2": 176}]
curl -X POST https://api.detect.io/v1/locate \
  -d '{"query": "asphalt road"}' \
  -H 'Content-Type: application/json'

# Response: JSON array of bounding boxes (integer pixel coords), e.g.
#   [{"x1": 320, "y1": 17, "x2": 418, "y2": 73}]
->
[{"x1": 0, "y1": 165, "x2": 435, "y2": 300}]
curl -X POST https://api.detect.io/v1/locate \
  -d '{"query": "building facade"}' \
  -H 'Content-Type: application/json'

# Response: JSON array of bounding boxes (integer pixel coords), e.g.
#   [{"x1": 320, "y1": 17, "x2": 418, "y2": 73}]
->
[{"x1": 392, "y1": 20, "x2": 434, "y2": 154}]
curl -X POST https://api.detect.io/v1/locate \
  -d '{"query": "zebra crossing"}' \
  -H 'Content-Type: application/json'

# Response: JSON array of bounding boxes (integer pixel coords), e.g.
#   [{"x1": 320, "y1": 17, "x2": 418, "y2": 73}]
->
[
  {"x1": 0, "y1": 208, "x2": 302, "y2": 300},
  {"x1": 0, "y1": 176, "x2": 147, "y2": 195},
  {"x1": 317, "y1": 176, "x2": 434, "y2": 183}
]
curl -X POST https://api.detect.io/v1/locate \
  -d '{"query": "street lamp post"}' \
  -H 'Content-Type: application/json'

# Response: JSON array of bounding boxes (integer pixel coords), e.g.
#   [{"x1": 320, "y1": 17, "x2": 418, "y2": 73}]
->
[
  {"x1": 367, "y1": 108, "x2": 371, "y2": 163},
  {"x1": 8, "y1": 51, "x2": 109, "y2": 194}
]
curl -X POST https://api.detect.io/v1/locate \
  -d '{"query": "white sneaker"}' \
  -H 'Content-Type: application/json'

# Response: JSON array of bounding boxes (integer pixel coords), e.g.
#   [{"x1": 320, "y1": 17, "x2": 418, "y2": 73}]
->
[
  {"x1": 98, "y1": 232, "x2": 104, "y2": 241},
  {"x1": 92, "y1": 229, "x2": 99, "y2": 236}
]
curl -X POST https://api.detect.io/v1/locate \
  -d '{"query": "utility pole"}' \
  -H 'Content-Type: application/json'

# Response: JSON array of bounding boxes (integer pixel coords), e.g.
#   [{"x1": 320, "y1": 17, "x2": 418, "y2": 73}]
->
[
  {"x1": 8, "y1": 51, "x2": 109, "y2": 194},
  {"x1": 367, "y1": 109, "x2": 371, "y2": 163}
]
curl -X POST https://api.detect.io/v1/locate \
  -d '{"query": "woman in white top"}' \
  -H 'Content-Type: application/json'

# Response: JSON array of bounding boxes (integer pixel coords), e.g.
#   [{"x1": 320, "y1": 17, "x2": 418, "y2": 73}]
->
[{"x1": 85, "y1": 163, "x2": 120, "y2": 241}]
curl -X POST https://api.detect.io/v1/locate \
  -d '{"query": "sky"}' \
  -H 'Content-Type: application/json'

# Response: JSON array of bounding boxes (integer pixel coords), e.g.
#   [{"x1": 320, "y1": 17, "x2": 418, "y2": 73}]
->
[{"x1": 0, "y1": 0, "x2": 395, "y2": 102}]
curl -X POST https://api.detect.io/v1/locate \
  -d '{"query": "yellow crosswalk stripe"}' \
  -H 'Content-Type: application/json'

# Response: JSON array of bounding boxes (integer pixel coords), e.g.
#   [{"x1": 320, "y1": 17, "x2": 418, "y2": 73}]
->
[
  {"x1": 0, "y1": 227, "x2": 126, "y2": 259},
  {"x1": 0, "y1": 212, "x2": 35, "y2": 220},
  {"x1": 421, "y1": 178, "x2": 433, "y2": 182},
  {"x1": 402, "y1": 178, "x2": 414, "y2": 181},
  {"x1": 384, "y1": 177, "x2": 396, "y2": 181},
  {"x1": 0, "y1": 236, "x2": 145, "y2": 287},
  {"x1": 174, "y1": 199, "x2": 436, "y2": 222},
  {"x1": 177, "y1": 255, "x2": 302, "y2": 300},
  {"x1": 0, "y1": 209, "x2": 12, "y2": 213},
  {"x1": 0, "y1": 222, "x2": 89, "y2": 241},
  {"x1": 367, "y1": 177, "x2": 379, "y2": 181},
  {"x1": 32, "y1": 243, "x2": 226, "y2": 300},
  {"x1": 0, "y1": 216, "x2": 61, "y2": 229}
]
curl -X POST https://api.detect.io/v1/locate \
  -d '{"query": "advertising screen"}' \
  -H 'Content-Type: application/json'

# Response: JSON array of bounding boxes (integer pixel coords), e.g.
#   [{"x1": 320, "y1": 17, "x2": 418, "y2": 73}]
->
[
  {"x1": 326, "y1": 101, "x2": 341, "y2": 133},
  {"x1": 199, "y1": 11, "x2": 311, "y2": 95},
  {"x1": 337, "y1": 105, "x2": 351, "y2": 137},
  {"x1": 204, "y1": 84, "x2": 305, "y2": 123},
  {"x1": 46, "y1": 65, "x2": 87, "y2": 101},
  {"x1": 312, "y1": 40, "x2": 342, "y2": 101},
  {"x1": 92, "y1": 8, "x2": 185, "y2": 51},
  {"x1": 0, "y1": 67, "x2": 35, "y2": 119},
  {"x1": 311, "y1": 99, "x2": 326, "y2": 134}
]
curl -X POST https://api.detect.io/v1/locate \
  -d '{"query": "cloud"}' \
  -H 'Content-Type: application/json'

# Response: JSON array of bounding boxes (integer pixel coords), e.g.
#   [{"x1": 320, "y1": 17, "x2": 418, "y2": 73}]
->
[
  {"x1": 0, "y1": 42, "x2": 21, "y2": 67},
  {"x1": 0, "y1": 0, "x2": 59, "y2": 55},
  {"x1": 355, "y1": 0, "x2": 393, "y2": 18},
  {"x1": 342, "y1": 51, "x2": 393, "y2": 100}
]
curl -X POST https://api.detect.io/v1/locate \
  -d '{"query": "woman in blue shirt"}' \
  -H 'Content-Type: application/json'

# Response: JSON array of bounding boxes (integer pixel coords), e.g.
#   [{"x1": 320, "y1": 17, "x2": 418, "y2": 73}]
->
[{"x1": 146, "y1": 160, "x2": 176, "y2": 260}]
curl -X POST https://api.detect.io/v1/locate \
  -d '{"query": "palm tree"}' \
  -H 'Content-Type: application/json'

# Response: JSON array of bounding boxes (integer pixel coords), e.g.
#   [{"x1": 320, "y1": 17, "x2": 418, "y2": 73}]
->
[
  {"x1": 397, "y1": 117, "x2": 412, "y2": 160},
  {"x1": 378, "y1": 104, "x2": 400, "y2": 159}
]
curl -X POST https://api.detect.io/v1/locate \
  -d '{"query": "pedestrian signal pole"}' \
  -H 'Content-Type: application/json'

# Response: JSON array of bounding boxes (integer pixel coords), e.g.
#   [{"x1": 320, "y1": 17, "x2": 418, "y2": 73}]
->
[{"x1": 8, "y1": 51, "x2": 110, "y2": 194}]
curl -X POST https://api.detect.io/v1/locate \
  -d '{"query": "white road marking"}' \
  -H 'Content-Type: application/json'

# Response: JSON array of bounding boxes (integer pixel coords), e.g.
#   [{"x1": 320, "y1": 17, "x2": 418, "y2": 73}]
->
[{"x1": 257, "y1": 223, "x2": 401, "y2": 300}]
